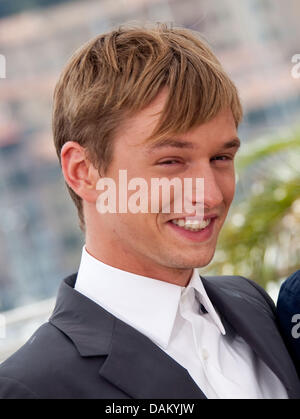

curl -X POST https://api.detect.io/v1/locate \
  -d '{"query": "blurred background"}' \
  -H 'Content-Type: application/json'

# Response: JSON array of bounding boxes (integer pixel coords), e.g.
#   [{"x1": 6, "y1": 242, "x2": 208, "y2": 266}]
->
[{"x1": 0, "y1": 0, "x2": 299, "y2": 362}]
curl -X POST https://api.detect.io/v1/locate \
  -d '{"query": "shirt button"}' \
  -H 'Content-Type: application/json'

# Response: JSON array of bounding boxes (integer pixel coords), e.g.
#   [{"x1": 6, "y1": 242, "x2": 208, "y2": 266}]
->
[{"x1": 202, "y1": 348, "x2": 209, "y2": 360}]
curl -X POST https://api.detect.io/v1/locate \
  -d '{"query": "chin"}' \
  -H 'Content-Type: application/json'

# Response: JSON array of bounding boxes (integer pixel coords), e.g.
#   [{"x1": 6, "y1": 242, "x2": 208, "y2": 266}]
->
[
  {"x1": 196, "y1": 249, "x2": 217, "y2": 266},
  {"x1": 169, "y1": 252, "x2": 215, "y2": 270}
]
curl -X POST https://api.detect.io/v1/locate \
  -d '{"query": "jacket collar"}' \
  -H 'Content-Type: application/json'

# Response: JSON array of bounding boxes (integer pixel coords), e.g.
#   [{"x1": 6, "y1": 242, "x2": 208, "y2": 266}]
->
[{"x1": 49, "y1": 274, "x2": 206, "y2": 399}]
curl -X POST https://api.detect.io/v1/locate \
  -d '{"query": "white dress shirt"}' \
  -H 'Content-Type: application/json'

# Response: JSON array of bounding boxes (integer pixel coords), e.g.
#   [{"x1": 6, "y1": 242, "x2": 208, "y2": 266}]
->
[{"x1": 74, "y1": 245, "x2": 288, "y2": 399}]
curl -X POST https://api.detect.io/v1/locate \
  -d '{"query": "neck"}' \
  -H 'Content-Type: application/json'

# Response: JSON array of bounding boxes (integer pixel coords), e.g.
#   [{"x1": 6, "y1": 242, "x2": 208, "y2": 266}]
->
[{"x1": 85, "y1": 236, "x2": 193, "y2": 287}]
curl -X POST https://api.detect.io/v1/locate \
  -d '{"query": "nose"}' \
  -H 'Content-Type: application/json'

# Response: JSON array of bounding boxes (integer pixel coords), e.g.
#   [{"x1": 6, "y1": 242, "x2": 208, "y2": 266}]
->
[{"x1": 190, "y1": 164, "x2": 224, "y2": 211}]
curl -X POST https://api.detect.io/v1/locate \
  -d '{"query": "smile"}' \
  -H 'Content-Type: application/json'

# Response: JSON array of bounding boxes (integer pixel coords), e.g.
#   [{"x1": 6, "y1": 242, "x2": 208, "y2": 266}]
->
[
  {"x1": 167, "y1": 216, "x2": 217, "y2": 242},
  {"x1": 171, "y1": 218, "x2": 211, "y2": 231}
]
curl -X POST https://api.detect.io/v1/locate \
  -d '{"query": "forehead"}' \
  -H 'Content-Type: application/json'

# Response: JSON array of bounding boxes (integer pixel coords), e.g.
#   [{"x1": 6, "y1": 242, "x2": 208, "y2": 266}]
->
[
  {"x1": 120, "y1": 89, "x2": 167, "y2": 138},
  {"x1": 116, "y1": 91, "x2": 237, "y2": 150}
]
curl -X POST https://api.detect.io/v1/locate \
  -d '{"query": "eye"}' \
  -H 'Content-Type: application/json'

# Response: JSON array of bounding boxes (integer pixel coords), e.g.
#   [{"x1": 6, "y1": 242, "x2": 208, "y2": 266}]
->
[
  {"x1": 211, "y1": 155, "x2": 233, "y2": 163},
  {"x1": 157, "y1": 159, "x2": 181, "y2": 166}
]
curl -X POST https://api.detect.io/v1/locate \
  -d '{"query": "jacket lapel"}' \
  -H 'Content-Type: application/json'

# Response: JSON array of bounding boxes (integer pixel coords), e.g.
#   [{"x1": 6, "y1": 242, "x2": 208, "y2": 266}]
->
[
  {"x1": 49, "y1": 274, "x2": 206, "y2": 399},
  {"x1": 99, "y1": 317, "x2": 206, "y2": 399},
  {"x1": 201, "y1": 275, "x2": 300, "y2": 399}
]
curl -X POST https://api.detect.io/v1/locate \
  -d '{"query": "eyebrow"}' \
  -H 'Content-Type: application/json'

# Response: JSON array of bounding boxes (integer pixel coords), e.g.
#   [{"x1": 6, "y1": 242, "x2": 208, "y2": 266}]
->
[
  {"x1": 146, "y1": 137, "x2": 241, "y2": 152},
  {"x1": 222, "y1": 138, "x2": 241, "y2": 149}
]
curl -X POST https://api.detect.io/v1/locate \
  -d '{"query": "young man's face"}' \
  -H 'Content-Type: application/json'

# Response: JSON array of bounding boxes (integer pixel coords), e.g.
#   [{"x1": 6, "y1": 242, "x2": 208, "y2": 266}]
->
[{"x1": 88, "y1": 90, "x2": 240, "y2": 282}]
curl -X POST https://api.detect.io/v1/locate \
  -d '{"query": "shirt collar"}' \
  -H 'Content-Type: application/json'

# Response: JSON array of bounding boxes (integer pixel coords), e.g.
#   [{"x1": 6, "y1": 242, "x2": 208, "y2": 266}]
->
[
  {"x1": 75, "y1": 246, "x2": 183, "y2": 349},
  {"x1": 75, "y1": 246, "x2": 225, "y2": 351},
  {"x1": 185, "y1": 270, "x2": 226, "y2": 335}
]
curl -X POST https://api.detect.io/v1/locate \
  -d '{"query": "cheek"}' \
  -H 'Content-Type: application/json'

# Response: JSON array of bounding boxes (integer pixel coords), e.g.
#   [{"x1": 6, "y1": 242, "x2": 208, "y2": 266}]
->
[
  {"x1": 116, "y1": 212, "x2": 158, "y2": 237},
  {"x1": 226, "y1": 181, "x2": 236, "y2": 206},
  {"x1": 219, "y1": 171, "x2": 236, "y2": 206}
]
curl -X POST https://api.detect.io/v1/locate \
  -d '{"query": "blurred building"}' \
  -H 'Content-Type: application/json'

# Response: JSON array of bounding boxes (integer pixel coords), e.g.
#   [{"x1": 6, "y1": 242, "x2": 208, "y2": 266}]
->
[{"x1": 0, "y1": 0, "x2": 300, "y2": 359}]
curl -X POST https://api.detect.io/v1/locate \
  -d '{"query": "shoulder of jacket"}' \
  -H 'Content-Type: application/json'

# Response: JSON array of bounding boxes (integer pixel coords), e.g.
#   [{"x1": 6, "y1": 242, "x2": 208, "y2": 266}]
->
[
  {"x1": 0, "y1": 376, "x2": 40, "y2": 399},
  {"x1": 237, "y1": 275, "x2": 276, "y2": 312},
  {"x1": 0, "y1": 321, "x2": 76, "y2": 396},
  {"x1": 204, "y1": 274, "x2": 276, "y2": 315},
  {"x1": 279, "y1": 270, "x2": 300, "y2": 296}
]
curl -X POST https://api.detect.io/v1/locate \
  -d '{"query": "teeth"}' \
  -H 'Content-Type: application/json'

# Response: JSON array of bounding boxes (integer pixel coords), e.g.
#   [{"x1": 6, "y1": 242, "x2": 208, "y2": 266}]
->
[{"x1": 171, "y1": 218, "x2": 211, "y2": 231}]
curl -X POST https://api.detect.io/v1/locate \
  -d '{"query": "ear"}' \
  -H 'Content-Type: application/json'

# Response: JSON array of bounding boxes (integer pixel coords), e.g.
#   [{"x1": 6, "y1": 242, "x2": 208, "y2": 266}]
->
[{"x1": 60, "y1": 141, "x2": 100, "y2": 203}]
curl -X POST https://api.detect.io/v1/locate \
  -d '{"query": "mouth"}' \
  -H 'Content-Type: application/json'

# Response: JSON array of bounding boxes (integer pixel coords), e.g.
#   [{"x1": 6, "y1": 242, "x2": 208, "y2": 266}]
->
[
  {"x1": 171, "y1": 217, "x2": 212, "y2": 231},
  {"x1": 167, "y1": 215, "x2": 217, "y2": 242}
]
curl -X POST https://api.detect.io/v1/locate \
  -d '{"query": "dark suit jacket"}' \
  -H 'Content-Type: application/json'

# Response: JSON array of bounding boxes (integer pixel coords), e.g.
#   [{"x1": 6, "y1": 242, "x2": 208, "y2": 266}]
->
[
  {"x1": 0, "y1": 273, "x2": 299, "y2": 399},
  {"x1": 277, "y1": 270, "x2": 300, "y2": 377}
]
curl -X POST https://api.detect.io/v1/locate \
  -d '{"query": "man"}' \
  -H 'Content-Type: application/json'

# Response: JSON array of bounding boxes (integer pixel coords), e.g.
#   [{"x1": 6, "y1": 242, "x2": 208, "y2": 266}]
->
[{"x1": 0, "y1": 24, "x2": 299, "y2": 399}]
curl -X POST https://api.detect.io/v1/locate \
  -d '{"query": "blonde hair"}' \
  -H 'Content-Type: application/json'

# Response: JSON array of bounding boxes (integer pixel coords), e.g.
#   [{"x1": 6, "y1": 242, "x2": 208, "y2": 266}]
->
[{"x1": 53, "y1": 23, "x2": 243, "y2": 231}]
